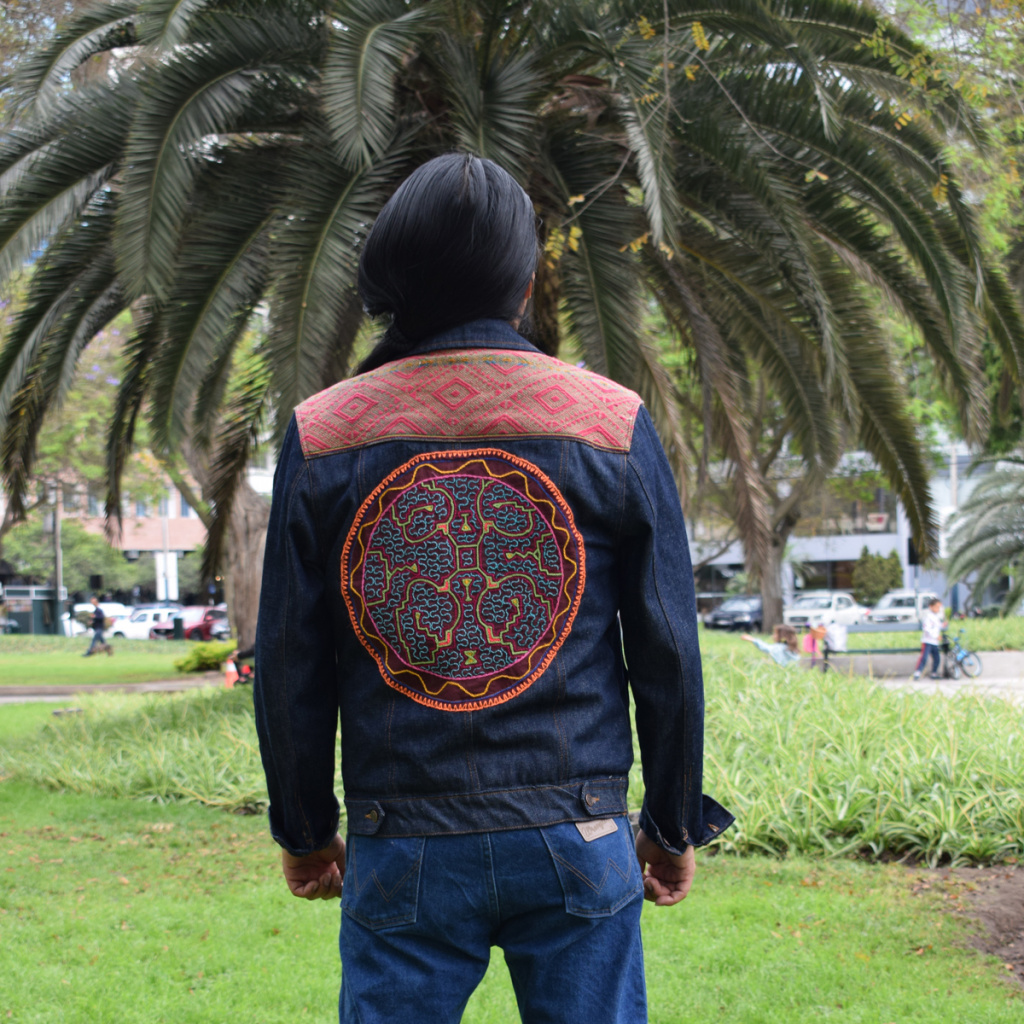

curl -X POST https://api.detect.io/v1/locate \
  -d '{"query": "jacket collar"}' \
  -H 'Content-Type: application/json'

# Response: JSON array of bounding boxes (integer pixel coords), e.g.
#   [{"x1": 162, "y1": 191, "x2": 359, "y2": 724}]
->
[{"x1": 408, "y1": 319, "x2": 542, "y2": 357}]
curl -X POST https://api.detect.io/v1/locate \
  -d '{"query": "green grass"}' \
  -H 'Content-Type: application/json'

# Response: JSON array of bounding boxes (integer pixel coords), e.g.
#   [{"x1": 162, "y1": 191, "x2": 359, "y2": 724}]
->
[
  {"x1": 0, "y1": 702, "x2": 74, "y2": 742},
  {"x1": 0, "y1": 779, "x2": 1019, "y2": 1024},
  {"x1": 0, "y1": 635, "x2": 210, "y2": 686},
  {"x1": 0, "y1": 687, "x2": 268, "y2": 811},
  {"x1": 698, "y1": 633, "x2": 1024, "y2": 864}
]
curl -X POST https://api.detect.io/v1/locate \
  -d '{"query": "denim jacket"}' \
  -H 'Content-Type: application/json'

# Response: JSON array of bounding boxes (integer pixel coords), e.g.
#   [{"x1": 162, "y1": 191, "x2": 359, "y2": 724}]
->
[{"x1": 254, "y1": 320, "x2": 734, "y2": 857}]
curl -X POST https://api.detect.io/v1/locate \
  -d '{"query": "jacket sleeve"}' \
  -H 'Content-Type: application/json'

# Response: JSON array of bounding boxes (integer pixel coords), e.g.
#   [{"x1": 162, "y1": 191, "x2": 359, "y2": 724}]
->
[
  {"x1": 618, "y1": 407, "x2": 734, "y2": 853},
  {"x1": 254, "y1": 416, "x2": 340, "y2": 856}
]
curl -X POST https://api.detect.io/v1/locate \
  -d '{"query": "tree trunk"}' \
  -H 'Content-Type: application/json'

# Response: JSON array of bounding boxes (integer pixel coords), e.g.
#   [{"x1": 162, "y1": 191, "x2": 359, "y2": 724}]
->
[
  {"x1": 529, "y1": 240, "x2": 562, "y2": 357},
  {"x1": 220, "y1": 480, "x2": 269, "y2": 650},
  {"x1": 760, "y1": 535, "x2": 787, "y2": 632}
]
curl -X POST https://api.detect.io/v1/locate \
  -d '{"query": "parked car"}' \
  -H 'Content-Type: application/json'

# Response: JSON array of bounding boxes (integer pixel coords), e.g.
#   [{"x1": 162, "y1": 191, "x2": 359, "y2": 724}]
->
[
  {"x1": 111, "y1": 604, "x2": 183, "y2": 640},
  {"x1": 60, "y1": 612, "x2": 86, "y2": 636},
  {"x1": 704, "y1": 595, "x2": 763, "y2": 631},
  {"x1": 0, "y1": 615, "x2": 19, "y2": 634},
  {"x1": 865, "y1": 590, "x2": 938, "y2": 625},
  {"x1": 73, "y1": 601, "x2": 131, "y2": 625},
  {"x1": 782, "y1": 591, "x2": 868, "y2": 628},
  {"x1": 149, "y1": 605, "x2": 229, "y2": 641}
]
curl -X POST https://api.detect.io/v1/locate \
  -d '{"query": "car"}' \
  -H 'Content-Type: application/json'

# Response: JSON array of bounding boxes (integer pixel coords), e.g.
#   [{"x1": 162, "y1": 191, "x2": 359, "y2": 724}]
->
[
  {"x1": 0, "y1": 615, "x2": 19, "y2": 634},
  {"x1": 73, "y1": 601, "x2": 132, "y2": 629},
  {"x1": 60, "y1": 611, "x2": 86, "y2": 636},
  {"x1": 704, "y1": 595, "x2": 763, "y2": 631},
  {"x1": 782, "y1": 591, "x2": 868, "y2": 629},
  {"x1": 111, "y1": 604, "x2": 183, "y2": 640},
  {"x1": 149, "y1": 605, "x2": 229, "y2": 641},
  {"x1": 865, "y1": 590, "x2": 938, "y2": 625}
]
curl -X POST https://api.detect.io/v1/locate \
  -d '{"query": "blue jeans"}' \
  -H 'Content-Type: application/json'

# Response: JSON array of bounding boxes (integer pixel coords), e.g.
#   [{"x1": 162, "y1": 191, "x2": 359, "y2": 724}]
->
[
  {"x1": 915, "y1": 643, "x2": 940, "y2": 675},
  {"x1": 339, "y1": 816, "x2": 646, "y2": 1023},
  {"x1": 85, "y1": 628, "x2": 107, "y2": 655}
]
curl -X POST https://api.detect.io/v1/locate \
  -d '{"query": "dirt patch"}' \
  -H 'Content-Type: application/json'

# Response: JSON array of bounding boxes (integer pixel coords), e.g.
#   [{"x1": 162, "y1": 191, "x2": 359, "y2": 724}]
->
[{"x1": 909, "y1": 865, "x2": 1024, "y2": 986}]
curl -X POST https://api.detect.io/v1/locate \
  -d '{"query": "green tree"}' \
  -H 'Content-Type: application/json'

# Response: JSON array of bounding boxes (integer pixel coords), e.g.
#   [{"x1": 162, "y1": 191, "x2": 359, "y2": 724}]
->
[
  {"x1": 946, "y1": 456, "x2": 1024, "y2": 615},
  {"x1": 851, "y1": 546, "x2": 904, "y2": 606},
  {"x1": 1, "y1": 0, "x2": 1022, "y2": 641},
  {"x1": 3, "y1": 517, "x2": 150, "y2": 594}
]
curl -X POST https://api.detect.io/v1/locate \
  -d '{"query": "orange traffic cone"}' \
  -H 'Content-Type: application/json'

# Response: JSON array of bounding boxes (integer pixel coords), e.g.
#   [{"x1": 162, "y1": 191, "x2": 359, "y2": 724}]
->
[{"x1": 224, "y1": 659, "x2": 239, "y2": 688}]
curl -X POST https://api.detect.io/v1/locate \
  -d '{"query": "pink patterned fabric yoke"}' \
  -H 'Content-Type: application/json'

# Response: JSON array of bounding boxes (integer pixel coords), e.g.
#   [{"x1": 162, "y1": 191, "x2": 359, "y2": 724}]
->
[{"x1": 295, "y1": 349, "x2": 642, "y2": 456}]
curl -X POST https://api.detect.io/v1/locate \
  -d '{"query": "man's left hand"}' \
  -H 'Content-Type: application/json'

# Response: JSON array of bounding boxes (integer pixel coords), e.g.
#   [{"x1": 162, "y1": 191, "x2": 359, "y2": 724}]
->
[{"x1": 281, "y1": 833, "x2": 346, "y2": 900}]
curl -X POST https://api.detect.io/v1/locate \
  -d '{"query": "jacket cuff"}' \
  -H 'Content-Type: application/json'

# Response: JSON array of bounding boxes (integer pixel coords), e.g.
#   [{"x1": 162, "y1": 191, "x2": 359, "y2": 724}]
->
[
  {"x1": 640, "y1": 794, "x2": 736, "y2": 854},
  {"x1": 268, "y1": 805, "x2": 341, "y2": 858}
]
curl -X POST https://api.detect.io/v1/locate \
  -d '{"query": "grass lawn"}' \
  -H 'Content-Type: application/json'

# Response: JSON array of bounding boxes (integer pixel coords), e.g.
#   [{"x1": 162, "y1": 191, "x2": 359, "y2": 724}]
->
[
  {"x1": 0, "y1": 702, "x2": 76, "y2": 744},
  {"x1": 0, "y1": 635, "x2": 208, "y2": 686},
  {"x1": 0, "y1": 778, "x2": 1019, "y2": 1023},
  {"x1": 2, "y1": 635, "x2": 1023, "y2": 1020}
]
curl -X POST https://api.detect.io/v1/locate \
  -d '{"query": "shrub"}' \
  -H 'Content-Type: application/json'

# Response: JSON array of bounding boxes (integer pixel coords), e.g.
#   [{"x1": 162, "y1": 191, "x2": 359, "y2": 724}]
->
[
  {"x1": 851, "y1": 547, "x2": 903, "y2": 605},
  {"x1": 173, "y1": 641, "x2": 236, "y2": 673}
]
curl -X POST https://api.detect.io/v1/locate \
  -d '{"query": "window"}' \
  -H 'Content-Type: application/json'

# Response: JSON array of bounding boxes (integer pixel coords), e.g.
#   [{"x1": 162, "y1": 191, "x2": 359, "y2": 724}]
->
[
  {"x1": 87, "y1": 493, "x2": 100, "y2": 516},
  {"x1": 180, "y1": 494, "x2": 191, "y2": 518},
  {"x1": 135, "y1": 500, "x2": 147, "y2": 517}
]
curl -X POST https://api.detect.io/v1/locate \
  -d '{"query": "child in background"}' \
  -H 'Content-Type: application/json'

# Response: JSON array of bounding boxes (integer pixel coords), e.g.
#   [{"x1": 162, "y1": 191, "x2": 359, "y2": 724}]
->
[
  {"x1": 741, "y1": 624, "x2": 800, "y2": 666},
  {"x1": 913, "y1": 596, "x2": 946, "y2": 680},
  {"x1": 801, "y1": 623, "x2": 827, "y2": 666}
]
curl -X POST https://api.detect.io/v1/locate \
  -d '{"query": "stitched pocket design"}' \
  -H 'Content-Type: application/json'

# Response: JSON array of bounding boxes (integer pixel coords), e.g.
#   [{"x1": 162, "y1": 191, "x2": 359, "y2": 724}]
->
[
  {"x1": 342, "y1": 835, "x2": 425, "y2": 931},
  {"x1": 540, "y1": 818, "x2": 643, "y2": 918}
]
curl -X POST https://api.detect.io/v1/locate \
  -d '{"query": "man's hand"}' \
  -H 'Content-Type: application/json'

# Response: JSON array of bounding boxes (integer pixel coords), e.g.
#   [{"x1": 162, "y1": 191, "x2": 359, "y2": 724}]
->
[
  {"x1": 281, "y1": 833, "x2": 346, "y2": 900},
  {"x1": 635, "y1": 828, "x2": 695, "y2": 906}
]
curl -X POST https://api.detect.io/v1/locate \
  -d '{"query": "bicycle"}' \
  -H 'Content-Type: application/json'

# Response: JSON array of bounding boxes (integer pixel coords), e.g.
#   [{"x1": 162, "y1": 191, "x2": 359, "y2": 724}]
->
[{"x1": 942, "y1": 629, "x2": 982, "y2": 680}]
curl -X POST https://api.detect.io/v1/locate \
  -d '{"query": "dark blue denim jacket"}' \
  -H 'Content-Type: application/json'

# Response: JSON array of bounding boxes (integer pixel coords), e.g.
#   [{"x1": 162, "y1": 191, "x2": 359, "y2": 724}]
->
[{"x1": 254, "y1": 320, "x2": 734, "y2": 857}]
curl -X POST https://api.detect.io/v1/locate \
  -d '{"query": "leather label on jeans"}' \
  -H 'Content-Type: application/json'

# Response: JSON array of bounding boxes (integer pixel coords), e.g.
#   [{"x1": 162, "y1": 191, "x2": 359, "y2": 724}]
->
[{"x1": 575, "y1": 819, "x2": 618, "y2": 842}]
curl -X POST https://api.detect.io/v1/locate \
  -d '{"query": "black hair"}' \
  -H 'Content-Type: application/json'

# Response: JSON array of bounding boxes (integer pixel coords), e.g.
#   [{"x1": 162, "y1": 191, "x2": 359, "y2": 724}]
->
[{"x1": 356, "y1": 153, "x2": 538, "y2": 373}]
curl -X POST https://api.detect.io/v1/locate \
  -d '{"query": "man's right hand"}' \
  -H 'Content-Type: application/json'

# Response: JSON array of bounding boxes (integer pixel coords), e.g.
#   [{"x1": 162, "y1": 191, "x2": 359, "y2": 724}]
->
[
  {"x1": 281, "y1": 833, "x2": 346, "y2": 900},
  {"x1": 635, "y1": 829, "x2": 695, "y2": 906}
]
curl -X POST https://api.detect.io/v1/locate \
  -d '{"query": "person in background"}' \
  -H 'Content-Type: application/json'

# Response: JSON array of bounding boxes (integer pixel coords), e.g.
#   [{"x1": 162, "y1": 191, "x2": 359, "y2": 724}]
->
[
  {"x1": 801, "y1": 623, "x2": 827, "y2": 667},
  {"x1": 741, "y1": 624, "x2": 800, "y2": 666},
  {"x1": 82, "y1": 596, "x2": 112, "y2": 657},
  {"x1": 913, "y1": 596, "x2": 946, "y2": 680}
]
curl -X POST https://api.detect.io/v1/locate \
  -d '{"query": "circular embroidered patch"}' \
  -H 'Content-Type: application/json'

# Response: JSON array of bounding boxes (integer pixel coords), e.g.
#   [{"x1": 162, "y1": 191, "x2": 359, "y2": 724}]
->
[{"x1": 341, "y1": 449, "x2": 585, "y2": 711}]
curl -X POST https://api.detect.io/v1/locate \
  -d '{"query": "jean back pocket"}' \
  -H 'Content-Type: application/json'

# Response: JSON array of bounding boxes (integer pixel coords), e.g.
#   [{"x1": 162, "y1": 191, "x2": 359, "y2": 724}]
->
[
  {"x1": 540, "y1": 817, "x2": 643, "y2": 918},
  {"x1": 342, "y1": 835, "x2": 425, "y2": 931}
]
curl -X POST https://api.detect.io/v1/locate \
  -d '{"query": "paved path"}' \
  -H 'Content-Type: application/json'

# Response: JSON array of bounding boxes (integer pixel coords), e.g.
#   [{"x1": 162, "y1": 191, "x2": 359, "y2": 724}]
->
[
  {"x1": 0, "y1": 675, "x2": 222, "y2": 705},
  {"x1": 817, "y1": 650, "x2": 1024, "y2": 701}
]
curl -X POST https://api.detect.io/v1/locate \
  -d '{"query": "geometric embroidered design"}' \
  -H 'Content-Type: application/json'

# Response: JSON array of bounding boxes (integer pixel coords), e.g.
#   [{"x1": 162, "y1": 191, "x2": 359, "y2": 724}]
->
[
  {"x1": 341, "y1": 449, "x2": 585, "y2": 712},
  {"x1": 296, "y1": 349, "x2": 642, "y2": 457}
]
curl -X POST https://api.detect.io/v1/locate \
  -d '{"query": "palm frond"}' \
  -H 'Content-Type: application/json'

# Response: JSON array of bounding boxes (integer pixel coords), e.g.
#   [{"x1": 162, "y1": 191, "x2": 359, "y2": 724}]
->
[
  {"x1": 6, "y1": 1, "x2": 138, "y2": 119},
  {"x1": 105, "y1": 302, "x2": 161, "y2": 539},
  {"x1": 0, "y1": 194, "x2": 118, "y2": 429},
  {"x1": 136, "y1": 0, "x2": 217, "y2": 47},
  {"x1": 323, "y1": 0, "x2": 437, "y2": 169},
  {"x1": 1, "y1": 259, "x2": 121, "y2": 518},
  {"x1": 266, "y1": 131, "x2": 408, "y2": 425},
  {"x1": 435, "y1": 37, "x2": 540, "y2": 182},
  {"x1": 145, "y1": 147, "x2": 281, "y2": 451},
  {"x1": 115, "y1": 14, "x2": 315, "y2": 301},
  {"x1": 200, "y1": 351, "x2": 271, "y2": 578}
]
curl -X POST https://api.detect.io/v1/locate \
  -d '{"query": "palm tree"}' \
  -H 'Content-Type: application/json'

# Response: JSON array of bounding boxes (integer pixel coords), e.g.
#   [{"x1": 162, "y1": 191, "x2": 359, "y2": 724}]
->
[
  {"x1": 1, "y1": 0, "x2": 1022, "y2": 640},
  {"x1": 947, "y1": 457, "x2": 1024, "y2": 615}
]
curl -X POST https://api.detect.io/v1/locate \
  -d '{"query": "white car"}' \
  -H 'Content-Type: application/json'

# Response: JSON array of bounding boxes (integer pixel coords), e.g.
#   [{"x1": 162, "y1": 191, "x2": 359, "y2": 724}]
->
[
  {"x1": 111, "y1": 606, "x2": 182, "y2": 640},
  {"x1": 72, "y1": 601, "x2": 132, "y2": 631},
  {"x1": 866, "y1": 590, "x2": 938, "y2": 625},
  {"x1": 783, "y1": 591, "x2": 868, "y2": 628},
  {"x1": 61, "y1": 612, "x2": 87, "y2": 637}
]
